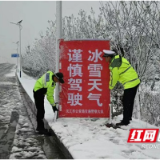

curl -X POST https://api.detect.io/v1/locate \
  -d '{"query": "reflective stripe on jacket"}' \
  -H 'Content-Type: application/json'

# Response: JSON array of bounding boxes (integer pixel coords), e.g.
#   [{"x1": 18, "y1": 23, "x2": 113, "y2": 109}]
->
[
  {"x1": 33, "y1": 71, "x2": 56, "y2": 105},
  {"x1": 109, "y1": 55, "x2": 140, "y2": 90}
]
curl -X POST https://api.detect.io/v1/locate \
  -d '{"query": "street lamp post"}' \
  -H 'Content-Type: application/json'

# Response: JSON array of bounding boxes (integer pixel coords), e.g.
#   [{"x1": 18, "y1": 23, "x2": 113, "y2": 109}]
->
[
  {"x1": 10, "y1": 20, "x2": 23, "y2": 78},
  {"x1": 13, "y1": 41, "x2": 19, "y2": 70},
  {"x1": 54, "y1": 1, "x2": 62, "y2": 120}
]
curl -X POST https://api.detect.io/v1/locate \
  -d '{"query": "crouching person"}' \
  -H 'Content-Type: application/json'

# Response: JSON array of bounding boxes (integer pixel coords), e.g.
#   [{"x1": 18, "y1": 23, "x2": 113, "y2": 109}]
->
[{"x1": 33, "y1": 71, "x2": 64, "y2": 135}]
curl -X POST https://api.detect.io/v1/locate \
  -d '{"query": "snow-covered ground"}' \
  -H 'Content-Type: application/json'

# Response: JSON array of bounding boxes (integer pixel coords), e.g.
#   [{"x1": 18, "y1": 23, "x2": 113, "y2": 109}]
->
[
  {"x1": 18, "y1": 70, "x2": 160, "y2": 159},
  {"x1": 0, "y1": 64, "x2": 46, "y2": 159}
]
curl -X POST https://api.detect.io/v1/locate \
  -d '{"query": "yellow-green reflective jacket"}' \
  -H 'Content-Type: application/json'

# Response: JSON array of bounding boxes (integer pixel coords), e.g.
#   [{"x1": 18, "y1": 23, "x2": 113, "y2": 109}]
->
[
  {"x1": 33, "y1": 71, "x2": 56, "y2": 105},
  {"x1": 109, "y1": 55, "x2": 140, "y2": 90}
]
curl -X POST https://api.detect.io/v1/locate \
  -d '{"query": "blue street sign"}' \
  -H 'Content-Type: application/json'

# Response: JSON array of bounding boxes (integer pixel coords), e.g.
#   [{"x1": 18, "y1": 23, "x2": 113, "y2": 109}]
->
[{"x1": 11, "y1": 53, "x2": 19, "y2": 57}]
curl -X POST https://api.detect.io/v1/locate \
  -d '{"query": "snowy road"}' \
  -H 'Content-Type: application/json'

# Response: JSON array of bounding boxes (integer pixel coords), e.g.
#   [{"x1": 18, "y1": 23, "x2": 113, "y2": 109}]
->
[{"x1": 0, "y1": 63, "x2": 67, "y2": 159}]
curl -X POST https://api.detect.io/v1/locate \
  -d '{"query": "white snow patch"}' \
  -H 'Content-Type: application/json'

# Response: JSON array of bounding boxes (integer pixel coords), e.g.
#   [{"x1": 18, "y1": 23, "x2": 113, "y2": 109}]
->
[
  {"x1": 11, "y1": 146, "x2": 23, "y2": 153},
  {"x1": 5, "y1": 71, "x2": 15, "y2": 77}
]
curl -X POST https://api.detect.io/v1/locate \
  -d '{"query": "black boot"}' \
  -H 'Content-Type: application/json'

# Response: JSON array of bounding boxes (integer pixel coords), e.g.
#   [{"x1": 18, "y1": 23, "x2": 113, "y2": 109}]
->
[
  {"x1": 116, "y1": 121, "x2": 129, "y2": 126},
  {"x1": 36, "y1": 128, "x2": 51, "y2": 136}
]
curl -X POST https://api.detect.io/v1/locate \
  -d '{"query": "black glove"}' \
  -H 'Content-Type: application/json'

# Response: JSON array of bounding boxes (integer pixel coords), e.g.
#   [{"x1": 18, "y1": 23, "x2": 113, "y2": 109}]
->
[{"x1": 52, "y1": 105, "x2": 59, "y2": 112}]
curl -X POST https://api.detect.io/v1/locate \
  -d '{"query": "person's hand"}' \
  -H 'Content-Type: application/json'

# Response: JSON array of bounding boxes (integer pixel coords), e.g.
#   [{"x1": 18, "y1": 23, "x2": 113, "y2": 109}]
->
[{"x1": 52, "y1": 105, "x2": 59, "y2": 112}]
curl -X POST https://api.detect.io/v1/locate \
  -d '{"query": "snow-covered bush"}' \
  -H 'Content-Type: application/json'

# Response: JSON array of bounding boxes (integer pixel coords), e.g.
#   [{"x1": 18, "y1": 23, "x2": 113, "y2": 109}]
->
[
  {"x1": 98, "y1": 1, "x2": 160, "y2": 123},
  {"x1": 139, "y1": 88, "x2": 160, "y2": 126},
  {"x1": 22, "y1": 20, "x2": 56, "y2": 78}
]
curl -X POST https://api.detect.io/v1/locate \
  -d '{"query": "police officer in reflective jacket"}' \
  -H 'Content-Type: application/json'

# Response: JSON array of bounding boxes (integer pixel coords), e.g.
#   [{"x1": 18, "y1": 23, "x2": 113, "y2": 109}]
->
[
  {"x1": 33, "y1": 71, "x2": 64, "y2": 135},
  {"x1": 102, "y1": 49, "x2": 140, "y2": 126}
]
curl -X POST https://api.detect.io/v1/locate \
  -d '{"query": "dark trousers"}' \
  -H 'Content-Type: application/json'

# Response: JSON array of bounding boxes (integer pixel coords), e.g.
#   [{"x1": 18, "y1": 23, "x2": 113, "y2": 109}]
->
[
  {"x1": 33, "y1": 88, "x2": 47, "y2": 130},
  {"x1": 122, "y1": 84, "x2": 139, "y2": 124}
]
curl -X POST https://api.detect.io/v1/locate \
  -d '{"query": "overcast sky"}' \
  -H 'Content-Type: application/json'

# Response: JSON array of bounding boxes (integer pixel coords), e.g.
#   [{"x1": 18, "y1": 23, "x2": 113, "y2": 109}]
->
[{"x1": 0, "y1": 1, "x2": 101, "y2": 64}]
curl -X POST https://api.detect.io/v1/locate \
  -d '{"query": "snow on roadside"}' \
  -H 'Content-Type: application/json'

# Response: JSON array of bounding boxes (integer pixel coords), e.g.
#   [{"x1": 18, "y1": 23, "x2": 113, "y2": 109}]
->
[{"x1": 17, "y1": 71, "x2": 160, "y2": 159}]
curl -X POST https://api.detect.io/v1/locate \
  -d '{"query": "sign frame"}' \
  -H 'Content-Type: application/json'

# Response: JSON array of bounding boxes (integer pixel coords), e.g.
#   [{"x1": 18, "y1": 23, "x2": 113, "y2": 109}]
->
[{"x1": 59, "y1": 39, "x2": 110, "y2": 118}]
